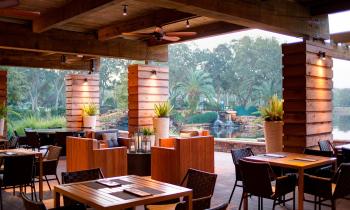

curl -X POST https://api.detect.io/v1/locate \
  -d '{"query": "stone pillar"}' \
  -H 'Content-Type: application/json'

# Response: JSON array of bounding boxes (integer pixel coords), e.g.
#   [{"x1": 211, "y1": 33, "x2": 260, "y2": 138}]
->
[
  {"x1": 0, "y1": 71, "x2": 7, "y2": 137},
  {"x1": 65, "y1": 74, "x2": 99, "y2": 130},
  {"x1": 282, "y1": 41, "x2": 333, "y2": 152},
  {"x1": 128, "y1": 64, "x2": 169, "y2": 135}
]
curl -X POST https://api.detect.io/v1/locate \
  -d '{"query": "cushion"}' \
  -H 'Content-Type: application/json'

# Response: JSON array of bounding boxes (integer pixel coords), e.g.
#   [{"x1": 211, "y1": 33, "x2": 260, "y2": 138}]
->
[{"x1": 102, "y1": 133, "x2": 119, "y2": 148}]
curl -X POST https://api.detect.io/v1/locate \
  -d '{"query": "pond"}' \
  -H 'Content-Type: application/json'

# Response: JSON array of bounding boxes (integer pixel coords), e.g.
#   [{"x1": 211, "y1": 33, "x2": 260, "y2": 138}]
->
[
  {"x1": 208, "y1": 125, "x2": 264, "y2": 139},
  {"x1": 333, "y1": 114, "x2": 350, "y2": 140}
]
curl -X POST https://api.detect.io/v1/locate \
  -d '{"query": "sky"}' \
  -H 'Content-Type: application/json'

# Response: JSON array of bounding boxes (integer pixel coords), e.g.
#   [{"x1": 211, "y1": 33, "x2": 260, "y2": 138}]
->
[{"x1": 184, "y1": 11, "x2": 350, "y2": 89}]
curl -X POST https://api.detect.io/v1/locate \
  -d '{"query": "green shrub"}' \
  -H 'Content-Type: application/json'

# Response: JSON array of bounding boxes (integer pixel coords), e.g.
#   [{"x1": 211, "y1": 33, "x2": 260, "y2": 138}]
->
[
  {"x1": 82, "y1": 103, "x2": 98, "y2": 116},
  {"x1": 10, "y1": 116, "x2": 66, "y2": 135},
  {"x1": 185, "y1": 112, "x2": 218, "y2": 124},
  {"x1": 154, "y1": 101, "x2": 173, "y2": 118}
]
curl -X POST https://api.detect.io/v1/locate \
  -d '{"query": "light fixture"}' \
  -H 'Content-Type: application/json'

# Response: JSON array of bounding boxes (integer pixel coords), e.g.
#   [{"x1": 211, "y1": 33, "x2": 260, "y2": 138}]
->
[
  {"x1": 84, "y1": 78, "x2": 88, "y2": 83},
  {"x1": 186, "y1": 19, "x2": 190, "y2": 28},
  {"x1": 151, "y1": 69, "x2": 157, "y2": 76},
  {"x1": 77, "y1": 54, "x2": 84, "y2": 58},
  {"x1": 60, "y1": 55, "x2": 66, "y2": 64},
  {"x1": 122, "y1": 5, "x2": 128, "y2": 16},
  {"x1": 318, "y1": 51, "x2": 326, "y2": 60}
]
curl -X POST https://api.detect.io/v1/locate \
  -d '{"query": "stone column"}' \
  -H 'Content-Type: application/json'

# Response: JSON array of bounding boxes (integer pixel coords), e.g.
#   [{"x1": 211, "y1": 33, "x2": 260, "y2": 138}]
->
[
  {"x1": 128, "y1": 64, "x2": 169, "y2": 135},
  {"x1": 65, "y1": 74, "x2": 100, "y2": 130},
  {"x1": 282, "y1": 41, "x2": 333, "y2": 152}
]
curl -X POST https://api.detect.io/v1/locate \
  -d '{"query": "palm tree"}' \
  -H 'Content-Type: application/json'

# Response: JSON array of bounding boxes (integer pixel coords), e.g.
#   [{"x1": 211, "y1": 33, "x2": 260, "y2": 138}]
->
[{"x1": 176, "y1": 70, "x2": 214, "y2": 113}]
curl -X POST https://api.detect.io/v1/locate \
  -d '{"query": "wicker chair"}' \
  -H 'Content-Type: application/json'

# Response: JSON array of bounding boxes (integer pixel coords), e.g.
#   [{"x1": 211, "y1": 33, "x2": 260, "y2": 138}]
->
[
  {"x1": 304, "y1": 148, "x2": 335, "y2": 178},
  {"x1": 228, "y1": 148, "x2": 254, "y2": 204},
  {"x1": 204, "y1": 203, "x2": 228, "y2": 210},
  {"x1": 0, "y1": 155, "x2": 36, "y2": 210},
  {"x1": 341, "y1": 147, "x2": 350, "y2": 163},
  {"x1": 304, "y1": 163, "x2": 350, "y2": 210},
  {"x1": 25, "y1": 131, "x2": 49, "y2": 152},
  {"x1": 318, "y1": 140, "x2": 335, "y2": 153},
  {"x1": 54, "y1": 131, "x2": 74, "y2": 156},
  {"x1": 35, "y1": 146, "x2": 62, "y2": 191},
  {"x1": 238, "y1": 159, "x2": 297, "y2": 210},
  {"x1": 61, "y1": 168, "x2": 104, "y2": 208},
  {"x1": 21, "y1": 193, "x2": 85, "y2": 210}
]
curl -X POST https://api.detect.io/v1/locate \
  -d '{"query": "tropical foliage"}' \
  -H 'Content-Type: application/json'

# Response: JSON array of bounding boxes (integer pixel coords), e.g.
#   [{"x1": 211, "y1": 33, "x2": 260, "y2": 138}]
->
[
  {"x1": 259, "y1": 94, "x2": 283, "y2": 121},
  {"x1": 154, "y1": 101, "x2": 173, "y2": 118},
  {"x1": 140, "y1": 127, "x2": 154, "y2": 136},
  {"x1": 82, "y1": 103, "x2": 98, "y2": 116}
]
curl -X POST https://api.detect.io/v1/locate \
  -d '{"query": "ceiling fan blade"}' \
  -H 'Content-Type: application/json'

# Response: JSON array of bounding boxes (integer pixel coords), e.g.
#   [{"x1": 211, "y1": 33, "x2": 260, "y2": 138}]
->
[
  {"x1": 165, "y1": 32, "x2": 197, "y2": 37},
  {"x1": 0, "y1": 0, "x2": 19, "y2": 8},
  {"x1": 163, "y1": 36, "x2": 181, "y2": 42},
  {"x1": 122, "y1": 32, "x2": 152, "y2": 37}
]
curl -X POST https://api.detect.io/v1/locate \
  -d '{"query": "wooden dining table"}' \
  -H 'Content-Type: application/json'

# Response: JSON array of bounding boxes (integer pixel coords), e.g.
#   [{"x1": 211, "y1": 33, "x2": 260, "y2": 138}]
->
[
  {"x1": 54, "y1": 175, "x2": 193, "y2": 210},
  {"x1": 0, "y1": 148, "x2": 44, "y2": 200},
  {"x1": 244, "y1": 152, "x2": 336, "y2": 210}
]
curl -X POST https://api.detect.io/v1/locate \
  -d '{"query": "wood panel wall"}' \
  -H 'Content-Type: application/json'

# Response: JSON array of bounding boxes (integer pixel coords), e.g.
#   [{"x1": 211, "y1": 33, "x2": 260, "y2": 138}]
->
[
  {"x1": 0, "y1": 71, "x2": 7, "y2": 138},
  {"x1": 282, "y1": 41, "x2": 333, "y2": 152},
  {"x1": 65, "y1": 74, "x2": 99, "y2": 130},
  {"x1": 128, "y1": 64, "x2": 169, "y2": 135}
]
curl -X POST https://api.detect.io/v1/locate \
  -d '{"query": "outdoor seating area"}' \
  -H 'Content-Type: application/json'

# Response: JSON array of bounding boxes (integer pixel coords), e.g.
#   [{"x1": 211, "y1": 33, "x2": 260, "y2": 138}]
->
[{"x1": 1, "y1": 0, "x2": 350, "y2": 210}]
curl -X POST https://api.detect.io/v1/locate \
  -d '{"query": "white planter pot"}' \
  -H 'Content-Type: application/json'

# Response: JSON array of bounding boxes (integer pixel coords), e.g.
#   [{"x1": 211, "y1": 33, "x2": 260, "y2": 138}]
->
[
  {"x1": 83, "y1": 116, "x2": 97, "y2": 129},
  {"x1": 264, "y1": 121, "x2": 284, "y2": 153},
  {"x1": 153, "y1": 117, "x2": 170, "y2": 146},
  {"x1": 0, "y1": 118, "x2": 4, "y2": 136}
]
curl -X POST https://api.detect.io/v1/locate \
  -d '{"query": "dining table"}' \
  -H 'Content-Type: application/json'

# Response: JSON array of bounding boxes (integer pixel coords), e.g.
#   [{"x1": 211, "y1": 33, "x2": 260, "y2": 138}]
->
[
  {"x1": 244, "y1": 152, "x2": 337, "y2": 210},
  {"x1": 54, "y1": 175, "x2": 193, "y2": 210},
  {"x1": 0, "y1": 148, "x2": 44, "y2": 200}
]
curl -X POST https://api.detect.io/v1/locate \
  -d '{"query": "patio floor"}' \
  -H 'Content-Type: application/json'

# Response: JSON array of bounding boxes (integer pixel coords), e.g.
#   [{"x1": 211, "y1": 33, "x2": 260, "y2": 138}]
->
[{"x1": 2, "y1": 152, "x2": 349, "y2": 210}]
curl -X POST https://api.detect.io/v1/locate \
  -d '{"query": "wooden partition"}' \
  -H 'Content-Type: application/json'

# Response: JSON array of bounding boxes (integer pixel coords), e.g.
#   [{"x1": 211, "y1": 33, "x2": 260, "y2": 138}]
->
[
  {"x1": 151, "y1": 136, "x2": 215, "y2": 185},
  {"x1": 65, "y1": 74, "x2": 99, "y2": 130},
  {"x1": 66, "y1": 137, "x2": 127, "y2": 177},
  {"x1": 0, "y1": 71, "x2": 7, "y2": 138},
  {"x1": 282, "y1": 41, "x2": 333, "y2": 152},
  {"x1": 128, "y1": 64, "x2": 169, "y2": 135}
]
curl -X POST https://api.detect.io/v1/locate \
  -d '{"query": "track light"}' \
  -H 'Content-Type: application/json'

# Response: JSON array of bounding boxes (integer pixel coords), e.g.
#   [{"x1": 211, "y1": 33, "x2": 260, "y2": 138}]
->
[
  {"x1": 84, "y1": 78, "x2": 88, "y2": 83},
  {"x1": 151, "y1": 70, "x2": 157, "y2": 75},
  {"x1": 186, "y1": 19, "x2": 190, "y2": 28},
  {"x1": 318, "y1": 51, "x2": 326, "y2": 60},
  {"x1": 123, "y1": 5, "x2": 128, "y2": 16}
]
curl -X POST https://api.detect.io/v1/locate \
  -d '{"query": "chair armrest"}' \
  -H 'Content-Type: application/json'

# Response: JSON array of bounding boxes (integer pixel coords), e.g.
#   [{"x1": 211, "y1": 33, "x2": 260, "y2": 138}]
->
[
  {"x1": 275, "y1": 174, "x2": 297, "y2": 196},
  {"x1": 304, "y1": 174, "x2": 332, "y2": 198},
  {"x1": 192, "y1": 195, "x2": 213, "y2": 202}
]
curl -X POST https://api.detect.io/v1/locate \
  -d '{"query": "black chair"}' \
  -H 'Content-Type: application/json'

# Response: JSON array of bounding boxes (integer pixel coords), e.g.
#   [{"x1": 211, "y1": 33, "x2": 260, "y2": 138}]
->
[
  {"x1": 304, "y1": 148, "x2": 335, "y2": 178},
  {"x1": 238, "y1": 159, "x2": 297, "y2": 210},
  {"x1": 35, "y1": 146, "x2": 62, "y2": 191},
  {"x1": 0, "y1": 155, "x2": 36, "y2": 210},
  {"x1": 15, "y1": 130, "x2": 30, "y2": 149},
  {"x1": 54, "y1": 131, "x2": 74, "y2": 156},
  {"x1": 204, "y1": 203, "x2": 229, "y2": 210},
  {"x1": 319, "y1": 140, "x2": 335, "y2": 154},
  {"x1": 228, "y1": 147, "x2": 254, "y2": 203},
  {"x1": 341, "y1": 147, "x2": 350, "y2": 163},
  {"x1": 7, "y1": 135, "x2": 18, "y2": 149},
  {"x1": 25, "y1": 131, "x2": 47, "y2": 151},
  {"x1": 21, "y1": 192, "x2": 85, "y2": 210},
  {"x1": 304, "y1": 163, "x2": 350, "y2": 210},
  {"x1": 61, "y1": 168, "x2": 104, "y2": 208}
]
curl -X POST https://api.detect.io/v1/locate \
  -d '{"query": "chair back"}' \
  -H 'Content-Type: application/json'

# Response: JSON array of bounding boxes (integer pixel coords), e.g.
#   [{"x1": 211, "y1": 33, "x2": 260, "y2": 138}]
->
[
  {"x1": 8, "y1": 135, "x2": 18, "y2": 148},
  {"x1": 231, "y1": 148, "x2": 254, "y2": 181},
  {"x1": 205, "y1": 203, "x2": 229, "y2": 210},
  {"x1": 46, "y1": 146, "x2": 62, "y2": 160},
  {"x1": 303, "y1": 148, "x2": 334, "y2": 157},
  {"x1": 62, "y1": 168, "x2": 104, "y2": 184},
  {"x1": 25, "y1": 131, "x2": 40, "y2": 148},
  {"x1": 54, "y1": 131, "x2": 74, "y2": 155},
  {"x1": 342, "y1": 148, "x2": 350, "y2": 163},
  {"x1": 3, "y1": 154, "x2": 35, "y2": 186},
  {"x1": 239, "y1": 159, "x2": 274, "y2": 198},
  {"x1": 333, "y1": 163, "x2": 350, "y2": 199},
  {"x1": 318, "y1": 140, "x2": 334, "y2": 153},
  {"x1": 181, "y1": 168, "x2": 217, "y2": 209},
  {"x1": 21, "y1": 193, "x2": 47, "y2": 210}
]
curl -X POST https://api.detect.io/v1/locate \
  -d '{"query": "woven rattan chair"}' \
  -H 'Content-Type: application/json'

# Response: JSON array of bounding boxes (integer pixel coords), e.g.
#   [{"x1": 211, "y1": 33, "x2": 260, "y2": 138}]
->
[
  {"x1": 319, "y1": 140, "x2": 335, "y2": 153},
  {"x1": 204, "y1": 202, "x2": 229, "y2": 210},
  {"x1": 238, "y1": 159, "x2": 297, "y2": 210},
  {"x1": 228, "y1": 147, "x2": 254, "y2": 203},
  {"x1": 21, "y1": 193, "x2": 85, "y2": 210},
  {"x1": 304, "y1": 148, "x2": 335, "y2": 178},
  {"x1": 35, "y1": 146, "x2": 62, "y2": 191},
  {"x1": 304, "y1": 163, "x2": 350, "y2": 210}
]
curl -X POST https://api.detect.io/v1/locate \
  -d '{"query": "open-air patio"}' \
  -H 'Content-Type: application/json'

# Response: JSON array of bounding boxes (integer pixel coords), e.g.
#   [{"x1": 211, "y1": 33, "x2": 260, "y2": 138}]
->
[{"x1": 1, "y1": 0, "x2": 350, "y2": 210}]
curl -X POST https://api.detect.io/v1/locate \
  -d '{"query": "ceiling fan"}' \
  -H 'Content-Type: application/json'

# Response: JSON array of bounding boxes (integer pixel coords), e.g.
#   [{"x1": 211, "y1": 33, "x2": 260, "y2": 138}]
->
[
  {"x1": 122, "y1": 26, "x2": 197, "y2": 42},
  {"x1": 0, "y1": 0, "x2": 19, "y2": 8}
]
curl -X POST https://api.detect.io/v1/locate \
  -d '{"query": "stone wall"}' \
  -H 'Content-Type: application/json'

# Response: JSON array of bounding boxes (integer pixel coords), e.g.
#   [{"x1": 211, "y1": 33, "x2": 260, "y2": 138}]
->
[{"x1": 214, "y1": 139, "x2": 266, "y2": 154}]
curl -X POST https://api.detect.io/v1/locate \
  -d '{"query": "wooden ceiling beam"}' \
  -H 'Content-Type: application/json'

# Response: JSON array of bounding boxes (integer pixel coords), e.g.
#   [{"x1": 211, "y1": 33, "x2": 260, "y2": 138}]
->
[
  {"x1": 33, "y1": 0, "x2": 123, "y2": 33},
  {"x1": 98, "y1": 9, "x2": 196, "y2": 41},
  {"x1": 148, "y1": 21, "x2": 248, "y2": 46},
  {"x1": 136, "y1": 0, "x2": 330, "y2": 40},
  {"x1": 0, "y1": 50, "x2": 97, "y2": 70},
  {"x1": 309, "y1": 0, "x2": 350, "y2": 16},
  {"x1": 0, "y1": 22, "x2": 167, "y2": 62}
]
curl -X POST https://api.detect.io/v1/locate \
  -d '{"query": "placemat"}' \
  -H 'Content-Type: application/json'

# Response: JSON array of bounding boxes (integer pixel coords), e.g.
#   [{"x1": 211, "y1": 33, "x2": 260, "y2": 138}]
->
[
  {"x1": 82, "y1": 182, "x2": 108, "y2": 190},
  {"x1": 109, "y1": 178, "x2": 133, "y2": 185},
  {"x1": 111, "y1": 187, "x2": 164, "y2": 200}
]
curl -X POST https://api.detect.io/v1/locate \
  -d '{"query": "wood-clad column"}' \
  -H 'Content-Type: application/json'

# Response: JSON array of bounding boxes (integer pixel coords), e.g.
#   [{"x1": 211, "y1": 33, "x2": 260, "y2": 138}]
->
[
  {"x1": 65, "y1": 74, "x2": 99, "y2": 130},
  {"x1": 282, "y1": 41, "x2": 333, "y2": 152},
  {"x1": 128, "y1": 64, "x2": 169, "y2": 135},
  {"x1": 0, "y1": 70, "x2": 7, "y2": 137}
]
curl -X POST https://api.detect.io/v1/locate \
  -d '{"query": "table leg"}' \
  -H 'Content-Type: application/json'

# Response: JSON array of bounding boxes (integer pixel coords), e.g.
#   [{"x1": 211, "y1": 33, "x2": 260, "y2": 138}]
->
[
  {"x1": 54, "y1": 190, "x2": 60, "y2": 208},
  {"x1": 185, "y1": 193, "x2": 193, "y2": 210},
  {"x1": 298, "y1": 168, "x2": 304, "y2": 210},
  {"x1": 243, "y1": 192, "x2": 248, "y2": 210},
  {"x1": 39, "y1": 154, "x2": 43, "y2": 200}
]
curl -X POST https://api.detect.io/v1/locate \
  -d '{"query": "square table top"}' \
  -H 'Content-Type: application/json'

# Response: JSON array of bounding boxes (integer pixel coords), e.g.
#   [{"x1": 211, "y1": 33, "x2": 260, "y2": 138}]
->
[
  {"x1": 244, "y1": 152, "x2": 336, "y2": 170},
  {"x1": 54, "y1": 175, "x2": 192, "y2": 210},
  {"x1": 0, "y1": 148, "x2": 43, "y2": 156}
]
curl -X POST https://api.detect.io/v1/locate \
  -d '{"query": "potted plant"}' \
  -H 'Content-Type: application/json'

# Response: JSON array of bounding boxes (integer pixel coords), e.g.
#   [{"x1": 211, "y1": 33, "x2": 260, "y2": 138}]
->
[
  {"x1": 153, "y1": 101, "x2": 173, "y2": 146},
  {"x1": 259, "y1": 94, "x2": 284, "y2": 153},
  {"x1": 82, "y1": 103, "x2": 98, "y2": 129},
  {"x1": 0, "y1": 103, "x2": 6, "y2": 136},
  {"x1": 140, "y1": 127, "x2": 155, "y2": 152}
]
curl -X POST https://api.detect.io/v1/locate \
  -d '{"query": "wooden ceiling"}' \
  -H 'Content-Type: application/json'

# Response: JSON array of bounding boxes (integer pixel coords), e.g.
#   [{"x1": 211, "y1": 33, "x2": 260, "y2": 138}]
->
[{"x1": 0, "y1": 0, "x2": 349, "y2": 70}]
